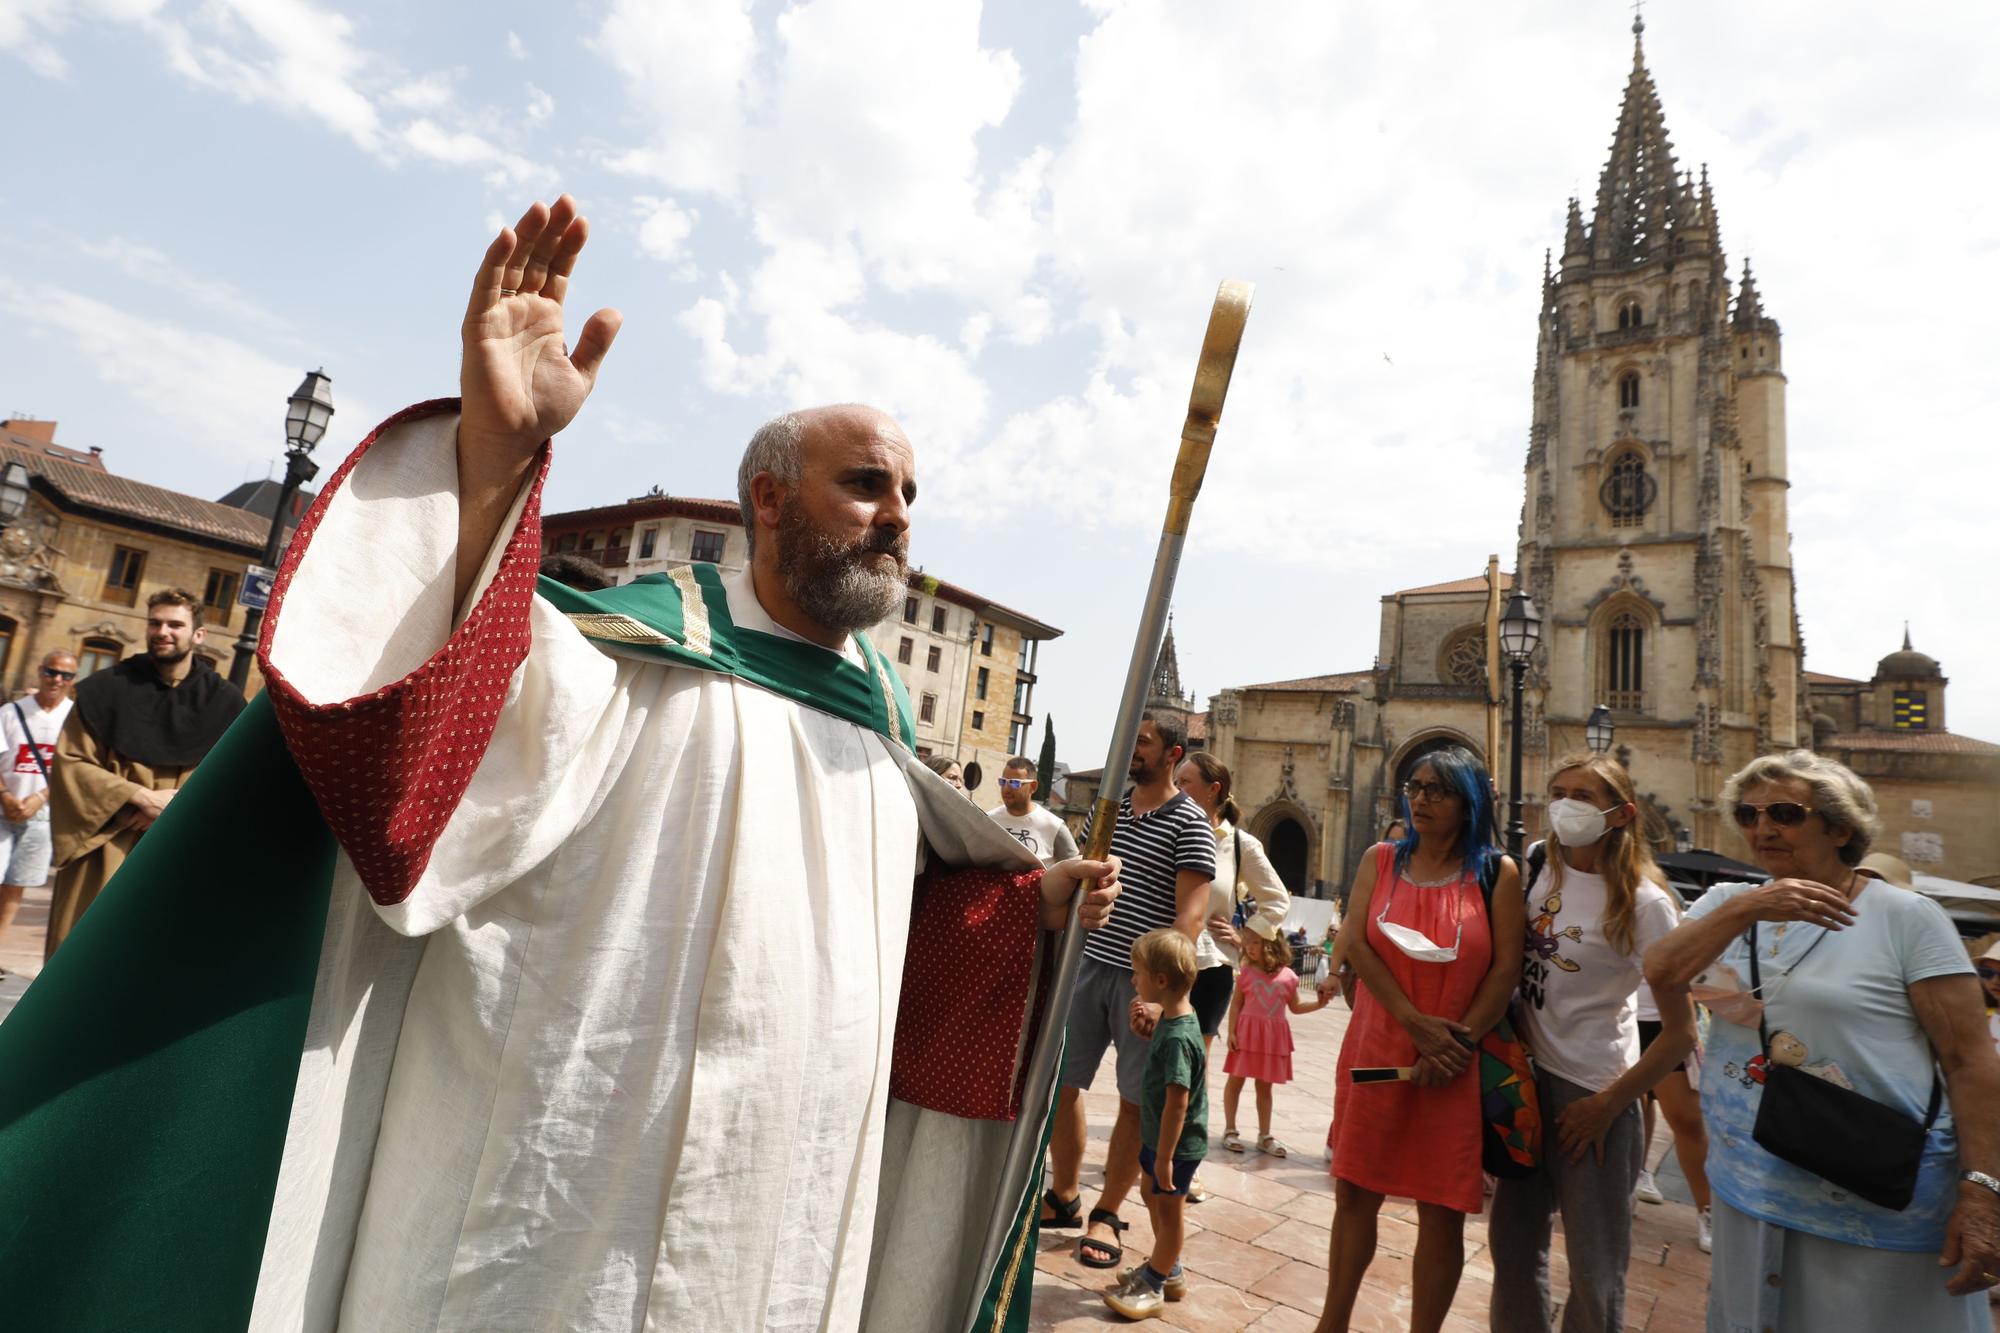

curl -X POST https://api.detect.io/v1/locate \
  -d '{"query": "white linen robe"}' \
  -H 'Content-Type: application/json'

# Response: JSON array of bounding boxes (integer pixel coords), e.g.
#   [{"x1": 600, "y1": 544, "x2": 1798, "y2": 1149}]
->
[{"x1": 249, "y1": 410, "x2": 1036, "y2": 1333}]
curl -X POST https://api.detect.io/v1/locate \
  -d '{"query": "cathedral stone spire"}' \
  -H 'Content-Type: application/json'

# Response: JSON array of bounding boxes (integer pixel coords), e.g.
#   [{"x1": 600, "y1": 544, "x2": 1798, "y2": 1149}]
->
[
  {"x1": 1563, "y1": 197, "x2": 1589, "y2": 260},
  {"x1": 1589, "y1": 19, "x2": 1681, "y2": 268},
  {"x1": 1732, "y1": 258, "x2": 1777, "y2": 333},
  {"x1": 1151, "y1": 614, "x2": 1185, "y2": 705}
]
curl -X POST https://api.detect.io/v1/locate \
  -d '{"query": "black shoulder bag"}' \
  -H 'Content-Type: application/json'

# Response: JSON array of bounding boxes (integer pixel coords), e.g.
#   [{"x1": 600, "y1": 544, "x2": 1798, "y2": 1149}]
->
[{"x1": 1746, "y1": 922, "x2": 1942, "y2": 1211}]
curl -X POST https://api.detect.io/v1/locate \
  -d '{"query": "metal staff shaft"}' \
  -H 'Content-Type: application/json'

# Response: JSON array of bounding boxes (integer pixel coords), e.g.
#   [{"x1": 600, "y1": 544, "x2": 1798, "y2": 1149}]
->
[{"x1": 965, "y1": 280, "x2": 1252, "y2": 1331}]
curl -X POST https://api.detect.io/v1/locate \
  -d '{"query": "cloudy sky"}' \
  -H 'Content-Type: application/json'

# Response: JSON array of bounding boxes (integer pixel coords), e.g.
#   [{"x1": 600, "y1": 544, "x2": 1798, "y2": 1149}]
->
[{"x1": 2, "y1": 0, "x2": 1995, "y2": 770}]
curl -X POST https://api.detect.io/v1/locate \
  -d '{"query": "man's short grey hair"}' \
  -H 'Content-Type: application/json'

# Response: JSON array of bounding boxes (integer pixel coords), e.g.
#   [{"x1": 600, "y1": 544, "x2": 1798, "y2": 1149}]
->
[
  {"x1": 738, "y1": 412, "x2": 807, "y2": 550},
  {"x1": 1721, "y1": 749, "x2": 1882, "y2": 866}
]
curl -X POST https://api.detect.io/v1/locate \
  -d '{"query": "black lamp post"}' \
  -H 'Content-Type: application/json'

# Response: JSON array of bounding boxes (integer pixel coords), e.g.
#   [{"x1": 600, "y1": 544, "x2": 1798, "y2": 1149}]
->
[
  {"x1": 229, "y1": 370, "x2": 334, "y2": 691},
  {"x1": 1498, "y1": 590, "x2": 1542, "y2": 859},
  {"x1": 1585, "y1": 703, "x2": 1616, "y2": 756}
]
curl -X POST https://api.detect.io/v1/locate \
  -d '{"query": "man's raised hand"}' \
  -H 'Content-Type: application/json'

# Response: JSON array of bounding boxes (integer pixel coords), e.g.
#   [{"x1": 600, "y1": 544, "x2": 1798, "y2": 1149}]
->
[{"x1": 459, "y1": 195, "x2": 622, "y2": 467}]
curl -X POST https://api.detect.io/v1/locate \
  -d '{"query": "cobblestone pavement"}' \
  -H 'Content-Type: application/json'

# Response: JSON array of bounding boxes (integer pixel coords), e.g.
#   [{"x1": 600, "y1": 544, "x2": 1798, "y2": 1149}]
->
[
  {"x1": 1027, "y1": 982, "x2": 1977, "y2": 1332},
  {"x1": 0, "y1": 882, "x2": 47, "y2": 1023}
]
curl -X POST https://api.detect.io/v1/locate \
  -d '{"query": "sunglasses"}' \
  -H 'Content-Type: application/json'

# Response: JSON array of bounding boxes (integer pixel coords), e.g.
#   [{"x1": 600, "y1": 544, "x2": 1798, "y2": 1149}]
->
[
  {"x1": 997, "y1": 778, "x2": 1031, "y2": 790},
  {"x1": 1403, "y1": 779, "x2": 1457, "y2": 804},
  {"x1": 1732, "y1": 801, "x2": 1816, "y2": 829},
  {"x1": 40, "y1": 668, "x2": 76, "y2": 681},
  {"x1": 1978, "y1": 966, "x2": 2000, "y2": 981}
]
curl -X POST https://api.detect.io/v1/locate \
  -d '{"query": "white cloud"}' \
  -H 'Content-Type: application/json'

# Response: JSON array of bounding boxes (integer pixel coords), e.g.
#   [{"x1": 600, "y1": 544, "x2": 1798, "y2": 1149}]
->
[
  {"x1": 505, "y1": 30, "x2": 526, "y2": 61},
  {"x1": 525, "y1": 83, "x2": 553, "y2": 126},
  {"x1": 399, "y1": 119, "x2": 547, "y2": 189},
  {"x1": 74, "y1": 235, "x2": 293, "y2": 335},
  {"x1": 634, "y1": 196, "x2": 697, "y2": 270},
  {"x1": 0, "y1": 276, "x2": 374, "y2": 477},
  {"x1": 589, "y1": 0, "x2": 756, "y2": 196}
]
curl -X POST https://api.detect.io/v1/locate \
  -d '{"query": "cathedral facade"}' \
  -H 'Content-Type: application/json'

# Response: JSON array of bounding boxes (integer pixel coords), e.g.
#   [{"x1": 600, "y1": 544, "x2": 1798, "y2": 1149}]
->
[{"x1": 1207, "y1": 26, "x2": 1845, "y2": 896}]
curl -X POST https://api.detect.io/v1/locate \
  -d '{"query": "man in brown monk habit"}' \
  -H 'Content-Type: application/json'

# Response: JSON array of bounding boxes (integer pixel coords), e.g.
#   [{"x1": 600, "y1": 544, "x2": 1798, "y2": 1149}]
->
[{"x1": 45, "y1": 588, "x2": 243, "y2": 957}]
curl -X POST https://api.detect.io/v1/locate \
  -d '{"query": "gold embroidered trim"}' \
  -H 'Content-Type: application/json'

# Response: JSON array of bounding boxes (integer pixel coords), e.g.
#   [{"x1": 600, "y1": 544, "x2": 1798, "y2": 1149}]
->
[
  {"x1": 566, "y1": 613, "x2": 672, "y2": 645},
  {"x1": 668, "y1": 566, "x2": 712, "y2": 656},
  {"x1": 870, "y1": 651, "x2": 904, "y2": 747}
]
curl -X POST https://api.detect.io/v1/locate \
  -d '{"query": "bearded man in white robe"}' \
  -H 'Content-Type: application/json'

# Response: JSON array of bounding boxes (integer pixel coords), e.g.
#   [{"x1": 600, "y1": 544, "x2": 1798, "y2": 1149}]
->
[{"x1": 0, "y1": 195, "x2": 1117, "y2": 1333}]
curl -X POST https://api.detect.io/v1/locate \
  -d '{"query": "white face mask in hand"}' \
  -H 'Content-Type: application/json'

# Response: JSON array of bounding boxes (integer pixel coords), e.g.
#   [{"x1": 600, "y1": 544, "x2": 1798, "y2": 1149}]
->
[
  {"x1": 1375, "y1": 876, "x2": 1464, "y2": 962},
  {"x1": 1547, "y1": 797, "x2": 1615, "y2": 848}
]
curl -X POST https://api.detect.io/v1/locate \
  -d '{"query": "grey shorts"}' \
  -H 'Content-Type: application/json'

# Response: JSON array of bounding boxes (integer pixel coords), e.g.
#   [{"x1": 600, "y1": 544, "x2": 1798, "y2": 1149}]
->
[
  {"x1": 0, "y1": 818, "x2": 52, "y2": 887},
  {"x1": 1060, "y1": 956, "x2": 1150, "y2": 1104}
]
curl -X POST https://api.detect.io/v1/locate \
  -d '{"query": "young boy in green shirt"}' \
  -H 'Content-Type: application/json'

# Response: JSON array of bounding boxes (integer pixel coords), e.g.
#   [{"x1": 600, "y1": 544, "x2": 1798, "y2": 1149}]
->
[{"x1": 1105, "y1": 928, "x2": 1209, "y2": 1320}]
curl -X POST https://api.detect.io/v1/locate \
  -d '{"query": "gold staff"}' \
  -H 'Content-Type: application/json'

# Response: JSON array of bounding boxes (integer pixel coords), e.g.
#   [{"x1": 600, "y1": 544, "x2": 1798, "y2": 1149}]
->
[{"x1": 967, "y1": 279, "x2": 1253, "y2": 1331}]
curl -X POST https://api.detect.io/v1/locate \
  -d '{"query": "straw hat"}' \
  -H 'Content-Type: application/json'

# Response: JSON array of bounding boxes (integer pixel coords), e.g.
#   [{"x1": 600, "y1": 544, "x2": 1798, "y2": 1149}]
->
[{"x1": 1856, "y1": 852, "x2": 1913, "y2": 890}]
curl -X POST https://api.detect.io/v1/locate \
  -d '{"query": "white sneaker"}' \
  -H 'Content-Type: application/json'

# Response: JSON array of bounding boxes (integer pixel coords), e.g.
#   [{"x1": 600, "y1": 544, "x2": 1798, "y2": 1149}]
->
[
  {"x1": 1103, "y1": 1268, "x2": 1167, "y2": 1320},
  {"x1": 1697, "y1": 1206, "x2": 1713, "y2": 1254},
  {"x1": 1633, "y1": 1169, "x2": 1665, "y2": 1205}
]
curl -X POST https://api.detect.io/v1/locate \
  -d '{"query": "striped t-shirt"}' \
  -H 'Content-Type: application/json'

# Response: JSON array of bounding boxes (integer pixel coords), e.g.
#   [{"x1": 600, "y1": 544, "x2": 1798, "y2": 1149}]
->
[{"x1": 1081, "y1": 790, "x2": 1218, "y2": 969}]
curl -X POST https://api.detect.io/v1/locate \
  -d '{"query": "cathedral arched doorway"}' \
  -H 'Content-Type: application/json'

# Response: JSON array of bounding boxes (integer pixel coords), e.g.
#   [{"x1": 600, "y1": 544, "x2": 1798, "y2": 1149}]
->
[{"x1": 1265, "y1": 818, "x2": 1309, "y2": 896}]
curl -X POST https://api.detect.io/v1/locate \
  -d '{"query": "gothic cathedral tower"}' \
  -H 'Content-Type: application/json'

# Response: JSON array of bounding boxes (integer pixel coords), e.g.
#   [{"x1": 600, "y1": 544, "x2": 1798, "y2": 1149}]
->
[{"x1": 1516, "y1": 19, "x2": 1803, "y2": 851}]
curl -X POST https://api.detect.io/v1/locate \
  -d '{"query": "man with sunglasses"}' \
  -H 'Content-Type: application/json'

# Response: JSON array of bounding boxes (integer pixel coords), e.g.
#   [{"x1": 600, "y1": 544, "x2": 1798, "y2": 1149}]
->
[
  {"x1": 985, "y1": 755, "x2": 1078, "y2": 867},
  {"x1": 0, "y1": 651, "x2": 77, "y2": 966}
]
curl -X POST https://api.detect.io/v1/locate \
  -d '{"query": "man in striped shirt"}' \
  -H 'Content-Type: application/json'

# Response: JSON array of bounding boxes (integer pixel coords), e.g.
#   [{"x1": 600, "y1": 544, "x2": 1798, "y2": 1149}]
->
[{"x1": 1042, "y1": 713, "x2": 1215, "y2": 1269}]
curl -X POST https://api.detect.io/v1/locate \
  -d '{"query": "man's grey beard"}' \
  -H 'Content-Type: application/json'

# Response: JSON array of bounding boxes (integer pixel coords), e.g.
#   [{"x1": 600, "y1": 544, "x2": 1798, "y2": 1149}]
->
[{"x1": 775, "y1": 501, "x2": 908, "y2": 633}]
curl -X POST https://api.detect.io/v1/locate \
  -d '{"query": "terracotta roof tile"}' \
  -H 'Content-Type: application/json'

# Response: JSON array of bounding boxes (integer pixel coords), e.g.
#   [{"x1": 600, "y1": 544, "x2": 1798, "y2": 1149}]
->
[
  {"x1": 1823, "y1": 731, "x2": 2000, "y2": 755},
  {"x1": 1186, "y1": 711, "x2": 1208, "y2": 742},
  {"x1": 1, "y1": 439, "x2": 265, "y2": 550},
  {"x1": 1239, "y1": 670, "x2": 1373, "y2": 693},
  {"x1": 1804, "y1": 670, "x2": 1863, "y2": 685}
]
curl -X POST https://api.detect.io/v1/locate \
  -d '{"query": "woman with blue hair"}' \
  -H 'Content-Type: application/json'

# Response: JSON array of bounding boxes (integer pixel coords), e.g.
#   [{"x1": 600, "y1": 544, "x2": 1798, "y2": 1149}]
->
[{"x1": 1313, "y1": 746, "x2": 1525, "y2": 1333}]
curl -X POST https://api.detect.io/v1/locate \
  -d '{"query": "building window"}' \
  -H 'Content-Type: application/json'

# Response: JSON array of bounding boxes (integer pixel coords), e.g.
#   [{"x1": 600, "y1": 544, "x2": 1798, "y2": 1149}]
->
[
  {"x1": 1617, "y1": 299, "x2": 1642, "y2": 330},
  {"x1": 1439, "y1": 628, "x2": 1487, "y2": 687},
  {"x1": 1618, "y1": 371, "x2": 1640, "y2": 409},
  {"x1": 897, "y1": 636, "x2": 914, "y2": 666},
  {"x1": 556, "y1": 533, "x2": 579, "y2": 553},
  {"x1": 1010, "y1": 721, "x2": 1028, "y2": 753},
  {"x1": 1893, "y1": 690, "x2": 1928, "y2": 730},
  {"x1": 919, "y1": 693, "x2": 937, "y2": 724},
  {"x1": 925, "y1": 645, "x2": 941, "y2": 672},
  {"x1": 79, "y1": 638, "x2": 121, "y2": 677},
  {"x1": 690, "y1": 529, "x2": 726, "y2": 564},
  {"x1": 1601, "y1": 451, "x2": 1654, "y2": 528},
  {"x1": 1017, "y1": 638, "x2": 1036, "y2": 674},
  {"x1": 980, "y1": 623, "x2": 994, "y2": 657},
  {"x1": 972, "y1": 709, "x2": 985, "y2": 732},
  {"x1": 639, "y1": 527, "x2": 658, "y2": 559},
  {"x1": 903, "y1": 596, "x2": 919, "y2": 624},
  {"x1": 1014, "y1": 679, "x2": 1031, "y2": 713},
  {"x1": 976, "y1": 667, "x2": 989, "y2": 700},
  {"x1": 1606, "y1": 611, "x2": 1645, "y2": 710},
  {"x1": 104, "y1": 545, "x2": 146, "y2": 607},
  {"x1": 203, "y1": 568, "x2": 238, "y2": 627},
  {"x1": 931, "y1": 606, "x2": 947, "y2": 633}
]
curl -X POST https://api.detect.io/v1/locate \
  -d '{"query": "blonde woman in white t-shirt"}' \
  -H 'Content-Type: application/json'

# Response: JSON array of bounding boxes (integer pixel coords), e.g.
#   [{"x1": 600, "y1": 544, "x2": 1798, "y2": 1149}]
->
[{"x1": 1490, "y1": 753, "x2": 1697, "y2": 1333}]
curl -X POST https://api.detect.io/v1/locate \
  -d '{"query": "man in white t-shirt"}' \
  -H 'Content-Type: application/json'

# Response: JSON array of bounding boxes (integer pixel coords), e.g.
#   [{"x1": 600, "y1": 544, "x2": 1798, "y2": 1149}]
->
[
  {"x1": 0, "y1": 651, "x2": 77, "y2": 965},
  {"x1": 985, "y1": 754, "x2": 1078, "y2": 867}
]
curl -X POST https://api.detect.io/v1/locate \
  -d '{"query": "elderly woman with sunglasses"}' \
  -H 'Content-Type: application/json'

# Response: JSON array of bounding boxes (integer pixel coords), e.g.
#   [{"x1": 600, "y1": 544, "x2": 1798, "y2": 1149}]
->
[{"x1": 1644, "y1": 750, "x2": 2000, "y2": 1332}]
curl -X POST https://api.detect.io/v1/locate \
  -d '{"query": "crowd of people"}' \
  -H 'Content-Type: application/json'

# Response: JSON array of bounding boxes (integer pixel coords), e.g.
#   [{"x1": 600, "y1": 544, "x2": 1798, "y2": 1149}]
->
[
  {"x1": 1028, "y1": 720, "x2": 2000, "y2": 1330},
  {"x1": 0, "y1": 588, "x2": 240, "y2": 974}
]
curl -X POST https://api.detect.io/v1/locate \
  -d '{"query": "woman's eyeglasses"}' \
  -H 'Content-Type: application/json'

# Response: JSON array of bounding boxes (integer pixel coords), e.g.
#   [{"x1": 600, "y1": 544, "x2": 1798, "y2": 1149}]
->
[
  {"x1": 1403, "y1": 779, "x2": 1457, "y2": 804},
  {"x1": 1732, "y1": 801, "x2": 1815, "y2": 829}
]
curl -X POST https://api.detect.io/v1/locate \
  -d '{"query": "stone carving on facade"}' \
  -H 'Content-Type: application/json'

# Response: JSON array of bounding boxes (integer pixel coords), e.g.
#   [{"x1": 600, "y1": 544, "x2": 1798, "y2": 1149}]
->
[
  {"x1": 1331, "y1": 700, "x2": 1355, "y2": 730},
  {"x1": 1691, "y1": 701, "x2": 1724, "y2": 763},
  {"x1": 1274, "y1": 747, "x2": 1300, "y2": 804},
  {"x1": 1583, "y1": 547, "x2": 1667, "y2": 617},
  {"x1": 1212, "y1": 691, "x2": 1239, "y2": 727},
  {"x1": 1524, "y1": 697, "x2": 1547, "y2": 753},
  {"x1": 1535, "y1": 468, "x2": 1555, "y2": 533},
  {"x1": 1437, "y1": 627, "x2": 1488, "y2": 687},
  {"x1": 0, "y1": 515, "x2": 66, "y2": 592},
  {"x1": 71, "y1": 619, "x2": 138, "y2": 644}
]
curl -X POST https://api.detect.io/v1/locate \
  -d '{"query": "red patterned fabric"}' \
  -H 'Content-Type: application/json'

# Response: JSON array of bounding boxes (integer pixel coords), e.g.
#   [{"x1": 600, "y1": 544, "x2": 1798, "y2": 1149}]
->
[
  {"x1": 257, "y1": 399, "x2": 551, "y2": 907},
  {"x1": 890, "y1": 865, "x2": 1049, "y2": 1121}
]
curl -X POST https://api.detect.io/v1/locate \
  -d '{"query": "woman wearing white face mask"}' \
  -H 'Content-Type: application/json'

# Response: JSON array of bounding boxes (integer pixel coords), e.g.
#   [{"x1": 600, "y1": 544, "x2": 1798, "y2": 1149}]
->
[
  {"x1": 1488, "y1": 753, "x2": 1695, "y2": 1333},
  {"x1": 1315, "y1": 747, "x2": 1523, "y2": 1333}
]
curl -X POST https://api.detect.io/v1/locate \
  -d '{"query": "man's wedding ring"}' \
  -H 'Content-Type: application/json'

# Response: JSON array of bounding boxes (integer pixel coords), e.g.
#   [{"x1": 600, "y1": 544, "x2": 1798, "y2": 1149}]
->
[{"x1": 499, "y1": 287, "x2": 518, "y2": 296}]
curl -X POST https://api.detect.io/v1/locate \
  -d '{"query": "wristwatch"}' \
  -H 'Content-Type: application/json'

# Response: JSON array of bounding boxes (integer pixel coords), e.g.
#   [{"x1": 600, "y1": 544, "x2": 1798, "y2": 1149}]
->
[{"x1": 1962, "y1": 1170, "x2": 2000, "y2": 1198}]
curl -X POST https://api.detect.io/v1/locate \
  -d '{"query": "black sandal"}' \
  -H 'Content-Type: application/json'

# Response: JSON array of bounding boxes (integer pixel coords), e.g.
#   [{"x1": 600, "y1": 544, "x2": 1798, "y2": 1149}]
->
[
  {"x1": 1039, "y1": 1189, "x2": 1083, "y2": 1229},
  {"x1": 1075, "y1": 1208, "x2": 1125, "y2": 1269}
]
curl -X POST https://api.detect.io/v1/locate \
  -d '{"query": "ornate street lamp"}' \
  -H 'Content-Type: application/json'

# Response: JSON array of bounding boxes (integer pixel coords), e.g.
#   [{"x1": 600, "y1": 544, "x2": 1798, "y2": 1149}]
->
[
  {"x1": 229, "y1": 370, "x2": 333, "y2": 690},
  {"x1": 0, "y1": 461, "x2": 32, "y2": 529},
  {"x1": 1585, "y1": 704, "x2": 1616, "y2": 756},
  {"x1": 1499, "y1": 590, "x2": 1542, "y2": 859}
]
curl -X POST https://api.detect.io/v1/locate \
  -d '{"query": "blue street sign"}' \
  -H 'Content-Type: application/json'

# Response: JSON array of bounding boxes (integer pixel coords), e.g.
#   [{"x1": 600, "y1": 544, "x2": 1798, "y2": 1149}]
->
[{"x1": 239, "y1": 564, "x2": 276, "y2": 611}]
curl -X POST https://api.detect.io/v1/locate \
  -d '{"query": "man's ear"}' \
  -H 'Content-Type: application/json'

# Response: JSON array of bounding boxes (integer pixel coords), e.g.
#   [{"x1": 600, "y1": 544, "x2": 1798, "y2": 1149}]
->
[{"x1": 748, "y1": 472, "x2": 788, "y2": 535}]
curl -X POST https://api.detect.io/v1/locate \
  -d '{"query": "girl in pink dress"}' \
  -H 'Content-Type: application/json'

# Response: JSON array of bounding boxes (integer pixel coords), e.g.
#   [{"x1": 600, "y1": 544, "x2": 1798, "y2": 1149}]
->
[{"x1": 1222, "y1": 916, "x2": 1332, "y2": 1156}]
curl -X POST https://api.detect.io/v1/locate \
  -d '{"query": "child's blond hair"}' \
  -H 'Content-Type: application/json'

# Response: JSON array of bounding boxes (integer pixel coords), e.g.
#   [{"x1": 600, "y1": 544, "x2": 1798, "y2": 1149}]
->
[{"x1": 1130, "y1": 929, "x2": 1198, "y2": 997}]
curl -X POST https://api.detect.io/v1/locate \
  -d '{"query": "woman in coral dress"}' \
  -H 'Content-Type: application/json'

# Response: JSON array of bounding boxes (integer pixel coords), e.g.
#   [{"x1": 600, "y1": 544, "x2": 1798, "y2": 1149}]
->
[{"x1": 1315, "y1": 747, "x2": 1524, "y2": 1333}]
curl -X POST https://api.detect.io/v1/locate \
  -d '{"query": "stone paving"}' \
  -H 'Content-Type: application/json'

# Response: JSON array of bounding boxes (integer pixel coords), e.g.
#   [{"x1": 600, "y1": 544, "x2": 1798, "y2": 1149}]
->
[
  {"x1": 1034, "y1": 985, "x2": 1711, "y2": 1333},
  {"x1": 0, "y1": 881, "x2": 47, "y2": 1023}
]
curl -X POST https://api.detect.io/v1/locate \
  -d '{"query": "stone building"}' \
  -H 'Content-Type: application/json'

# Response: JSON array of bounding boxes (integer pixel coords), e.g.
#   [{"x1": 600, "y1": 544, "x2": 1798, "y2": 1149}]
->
[
  {"x1": 0, "y1": 418, "x2": 269, "y2": 692},
  {"x1": 1205, "y1": 22, "x2": 1837, "y2": 895},
  {"x1": 1806, "y1": 633, "x2": 2000, "y2": 885},
  {"x1": 539, "y1": 496, "x2": 1061, "y2": 807}
]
